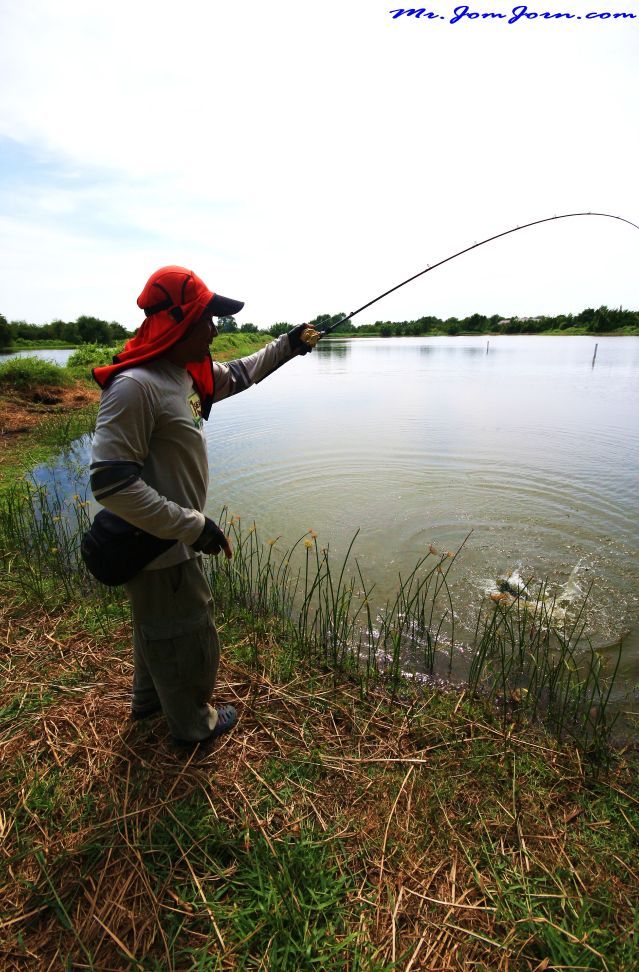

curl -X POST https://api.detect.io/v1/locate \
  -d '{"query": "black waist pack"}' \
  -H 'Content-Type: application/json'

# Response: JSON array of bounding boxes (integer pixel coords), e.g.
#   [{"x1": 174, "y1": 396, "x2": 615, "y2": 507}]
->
[{"x1": 80, "y1": 509, "x2": 177, "y2": 586}]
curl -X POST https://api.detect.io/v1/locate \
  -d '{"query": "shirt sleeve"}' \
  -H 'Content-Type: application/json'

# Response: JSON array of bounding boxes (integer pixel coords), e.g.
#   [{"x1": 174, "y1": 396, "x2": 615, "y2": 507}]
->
[
  {"x1": 211, "y1": 332, "x2": 295, "y2": 402},
  {"x1": 90, "y1": 375, "x2": 205, "y2": 543}
]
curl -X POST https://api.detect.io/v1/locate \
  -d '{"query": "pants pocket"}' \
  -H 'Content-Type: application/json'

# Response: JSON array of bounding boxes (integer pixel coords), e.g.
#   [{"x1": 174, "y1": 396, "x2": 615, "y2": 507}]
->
[{"x1": 140, "y1": 608, "x2": 217, "y2": 690}]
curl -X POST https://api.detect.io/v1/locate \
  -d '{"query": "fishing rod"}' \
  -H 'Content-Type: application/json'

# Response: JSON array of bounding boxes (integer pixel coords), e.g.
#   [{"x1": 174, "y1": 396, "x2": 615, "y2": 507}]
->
[{"x1": 301, "y1": 211, "x2": 639, "y2": 343}]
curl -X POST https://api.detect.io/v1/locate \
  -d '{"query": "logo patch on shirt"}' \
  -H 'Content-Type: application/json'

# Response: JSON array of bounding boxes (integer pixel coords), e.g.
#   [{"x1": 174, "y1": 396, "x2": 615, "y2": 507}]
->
[{"x1": 188, "y1": 392, "x2": 203, "y2": 428}]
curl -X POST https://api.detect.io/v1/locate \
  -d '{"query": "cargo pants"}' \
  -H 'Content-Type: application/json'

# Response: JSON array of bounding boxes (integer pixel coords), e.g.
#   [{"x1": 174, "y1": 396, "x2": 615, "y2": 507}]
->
[{"x1": 125, "y1": 556, "x2": 220, "y2": 741}]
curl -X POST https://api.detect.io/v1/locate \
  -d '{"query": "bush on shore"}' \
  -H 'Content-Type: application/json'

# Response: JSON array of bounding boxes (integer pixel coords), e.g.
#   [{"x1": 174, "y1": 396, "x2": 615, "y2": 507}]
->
[{"x1": 0, "y1": 356, "x2": 73, "y2": 391}]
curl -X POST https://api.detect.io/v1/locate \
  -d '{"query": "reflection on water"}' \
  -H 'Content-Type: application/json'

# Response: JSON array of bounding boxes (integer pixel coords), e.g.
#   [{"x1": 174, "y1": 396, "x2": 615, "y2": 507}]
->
[
  {"x1": 316, "y1": 339, "x2": 351, "y2": 358},
  {"x1": 415, "y1": 342, "x2": 489, "y2": 357}
]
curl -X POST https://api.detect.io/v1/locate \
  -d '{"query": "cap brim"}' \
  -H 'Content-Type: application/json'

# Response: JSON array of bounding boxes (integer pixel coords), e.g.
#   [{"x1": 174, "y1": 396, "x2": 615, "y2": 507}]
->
[{"x1": 208, "y1": 293, "x2": 245, "y2": 317}]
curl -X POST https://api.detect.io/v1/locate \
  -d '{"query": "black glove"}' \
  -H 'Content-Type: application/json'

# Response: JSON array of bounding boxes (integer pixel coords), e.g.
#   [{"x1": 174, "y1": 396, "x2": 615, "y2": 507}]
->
[
  {"x1": 191, "y1": 517, "x2": 232, "y2": 558},
  {"x1": 288, "y1": 323, "x2": 320, "y2": 356}
]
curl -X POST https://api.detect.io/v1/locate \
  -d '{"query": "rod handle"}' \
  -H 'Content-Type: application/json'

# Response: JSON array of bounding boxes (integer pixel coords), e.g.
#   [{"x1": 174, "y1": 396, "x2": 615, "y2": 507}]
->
[{"x1": 300, "y1": 326, "x2": 322, "y2": 349}]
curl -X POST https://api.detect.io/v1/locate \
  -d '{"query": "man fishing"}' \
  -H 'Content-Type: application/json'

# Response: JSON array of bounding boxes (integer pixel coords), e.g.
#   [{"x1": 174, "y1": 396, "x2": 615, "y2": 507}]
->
[
  {"x1": 89, "y1": 266, "x2": 319, "y2": 744},
  {"x1": 85, "y1": 215, "x2": 635, "y2": 746}
]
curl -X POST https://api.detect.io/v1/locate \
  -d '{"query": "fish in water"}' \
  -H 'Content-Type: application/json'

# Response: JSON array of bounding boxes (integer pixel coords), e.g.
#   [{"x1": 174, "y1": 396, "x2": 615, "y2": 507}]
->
[
  {"x1": 490, "y1": 589, "x2": 568, "y2": 624},
  {"x1": 496, "y1": 569, "x2": 529, "y2": 598},
  {"x1": 486, "y1": 565, "x2": 591, "y2": 627}
]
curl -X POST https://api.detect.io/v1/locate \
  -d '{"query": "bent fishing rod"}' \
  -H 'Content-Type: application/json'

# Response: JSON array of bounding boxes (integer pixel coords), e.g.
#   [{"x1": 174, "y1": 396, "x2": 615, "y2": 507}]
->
[{"x1": 254, "y1": 210, "x2": 639, "y2": 379}]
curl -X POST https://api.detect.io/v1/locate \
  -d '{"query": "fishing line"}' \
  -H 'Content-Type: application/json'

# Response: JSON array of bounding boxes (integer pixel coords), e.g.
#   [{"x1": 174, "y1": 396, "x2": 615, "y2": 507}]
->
[{"x1": 319, "y1": 211, "x2": 639, "y2": 335}]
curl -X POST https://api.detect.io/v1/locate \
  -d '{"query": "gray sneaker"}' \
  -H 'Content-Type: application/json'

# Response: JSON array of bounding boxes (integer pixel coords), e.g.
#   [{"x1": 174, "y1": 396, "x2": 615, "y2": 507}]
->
[{"x1": 172, "y1": 704, "x2": 238, "y2": 746}]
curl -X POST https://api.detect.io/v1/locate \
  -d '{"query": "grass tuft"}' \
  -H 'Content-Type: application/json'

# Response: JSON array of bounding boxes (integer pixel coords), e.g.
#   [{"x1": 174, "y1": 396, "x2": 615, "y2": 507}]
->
[{"x1": 0, "y1": 356, "x2": 74, "y2": 391}]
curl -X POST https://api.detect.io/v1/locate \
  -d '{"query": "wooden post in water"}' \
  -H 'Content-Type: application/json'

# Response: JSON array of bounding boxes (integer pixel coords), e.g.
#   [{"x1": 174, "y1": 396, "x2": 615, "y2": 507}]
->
[
  {"x1": 592, "y1": 343, "x2": 598, "y2": 367},
  {"x1": 486, "y1": 340, "x2": 490, "y2": 354}
]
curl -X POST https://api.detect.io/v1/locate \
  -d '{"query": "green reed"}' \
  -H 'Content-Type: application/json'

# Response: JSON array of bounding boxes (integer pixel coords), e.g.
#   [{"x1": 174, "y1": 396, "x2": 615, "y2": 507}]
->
[
  {"x1": 468, "y1": 582, "x2": 622, "y2": 763},
  {"x1": 206, "y1": 518, "x2": 621, "y2": 756},
  {"x1": 0, "y1": 480, "x2": 84, "y2": 600},
  {"x1": 0, "y1": 478, "x2": 128, "y2": 634},
  {"x1": 206, "y1": 517, "x2": 456, "y2": 692},
  {"x1": 0, "y1": 483, "x2": 623, "y2": 757}
]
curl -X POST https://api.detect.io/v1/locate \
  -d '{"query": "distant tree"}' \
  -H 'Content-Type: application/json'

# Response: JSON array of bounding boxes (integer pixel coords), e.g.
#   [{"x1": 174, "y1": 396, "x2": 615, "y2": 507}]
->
[
  {"x1": 10, "y1": 320, "x2": 39, "y2": 340},
  {"x1": 463, "y1": 313, "x2": 488, "y2": 333},
  {"x1": 504, "y1": 318, "x2": 526, "y2": 334},
  {"x1": 406, "y1": 319, "x2": 428, "y2": 336},
  {"x1": 48, "y1": 319, "x2": 68, "y2": 340},
  {"x1": 240, "y1": 322, "x2": 258, "y2": 332},
  {"x1": 418, "y1": 316, "x2": 442, "y2": 333},
  {"x1": 61, "y1": 321, "x2": 80, "y2": 343},
  {"x1": 575, "y1": 307, "x2": 596, "y2": 326},
  {"x1": 218, "y1": 316, "x2": 238, "y2": 333},
  {"x1": 526, "y1": 319, "x2": 545, "y2": 334},
  {"x1": 269, "y1": 322, "x2": 290, "y2": 337},
  {"x1": 0, "y1": 313, "x2": 11, "y2": 347},
  {"x1": 591, "y1": 306, "x2": 614, "y2": 333},
  {"x1": 379, "y1": 323, "x2": 394, "y2": 337},
  {"x1": 107, "y1": 321, "x2": 130, "y2": 341},
  {"x1": 75, "y1": 315, "x2": 111, "y2": 343}
]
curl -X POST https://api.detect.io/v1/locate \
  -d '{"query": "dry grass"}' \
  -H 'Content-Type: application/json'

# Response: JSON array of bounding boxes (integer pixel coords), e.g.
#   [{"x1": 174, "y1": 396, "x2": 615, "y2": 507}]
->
[
  {"x1": 1, "y1": 593, "x2": 638, "y2": 970},
  {"x1": 0, "y1": 382, "x2": 99, "y2": 461}
]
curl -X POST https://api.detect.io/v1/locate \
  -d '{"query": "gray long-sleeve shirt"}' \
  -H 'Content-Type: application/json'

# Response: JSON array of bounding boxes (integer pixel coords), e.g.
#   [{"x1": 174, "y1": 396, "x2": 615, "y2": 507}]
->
[{"x1": 90, "y1": 334, "x2": 294, "y2": 570}]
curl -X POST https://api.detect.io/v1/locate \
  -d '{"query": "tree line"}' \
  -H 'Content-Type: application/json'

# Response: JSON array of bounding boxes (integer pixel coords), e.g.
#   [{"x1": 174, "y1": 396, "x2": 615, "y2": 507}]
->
[
  {"x1": 1, "y1": 305, "x2": 637, "y2": 349},
  {"x1": 0, "y1": 314, "x2": 131, "y2": 348},
  {"x1": 221, "y1": 307, "x2": 639, "y2": 336},
  {"x1": 302, "y1": 306, "x2": 639, "y2": 336}
]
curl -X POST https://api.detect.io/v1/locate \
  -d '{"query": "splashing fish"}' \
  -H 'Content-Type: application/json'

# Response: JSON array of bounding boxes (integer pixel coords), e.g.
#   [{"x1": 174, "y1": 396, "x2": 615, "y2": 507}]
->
[{"x1": 487, "y1": 563, "x2": 589, "y2": 627}]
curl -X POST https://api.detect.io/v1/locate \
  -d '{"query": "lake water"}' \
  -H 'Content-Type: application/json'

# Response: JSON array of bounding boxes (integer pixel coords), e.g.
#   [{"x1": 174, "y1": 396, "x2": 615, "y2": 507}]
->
[
  {"x1": 33, "y1": 335, "x2": 639, "y2": 696},
  {"x1": 0, "y1": 348, "x2": 75, "y2": 365},
  {"x1": 207, "y1": 335, "x2": 639, "y2": 688}
]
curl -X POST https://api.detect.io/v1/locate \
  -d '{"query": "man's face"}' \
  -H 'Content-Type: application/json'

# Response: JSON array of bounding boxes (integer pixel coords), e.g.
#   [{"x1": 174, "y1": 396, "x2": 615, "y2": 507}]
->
[
  {"x1": 169, "y1": 312, "x2": 218, "y2": 365},
  {"x1": 189, "y1": 313, "x2": 219, "y2": 361}
]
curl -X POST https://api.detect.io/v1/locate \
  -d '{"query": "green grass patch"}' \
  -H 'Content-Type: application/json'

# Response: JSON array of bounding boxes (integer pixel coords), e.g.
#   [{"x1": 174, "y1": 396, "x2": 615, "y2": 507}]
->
[
  {"x1": 0, "y1": 688, "x2": 59, "y2": 727},
  {"x1": 213, "y1": 331, "x2": 272, "y2": 360},
  {"x1": 65, "y1": 344, "x2": 123, "y2": 382},
  {"x1": 148, "y1": 808, "x2": 375, "y2": 971},
  {"x1": 0, "y1": 573, "x2": 637, "y2": 967},
  {"x1": 0, "y1": 355, "x2": 74, "y2": 391}
]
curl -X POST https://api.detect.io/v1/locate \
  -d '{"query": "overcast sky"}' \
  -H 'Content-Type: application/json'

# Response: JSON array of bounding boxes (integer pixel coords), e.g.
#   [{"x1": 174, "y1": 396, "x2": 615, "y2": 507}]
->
[{"x1": 1, "y1": 0, "x2": 637, "y2": 328}]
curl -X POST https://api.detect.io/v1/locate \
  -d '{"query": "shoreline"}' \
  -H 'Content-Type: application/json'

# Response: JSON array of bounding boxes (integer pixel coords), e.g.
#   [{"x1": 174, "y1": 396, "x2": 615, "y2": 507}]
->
[
  {"x1": 321, "y1": 328, "x2": 639, "y2": 338},
  {"x1": 0, "y1": 344, "x2": 80, "y2": 353},
  {"x1": 1, "y1": 329, "x2": 638, "y2": 358}
]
